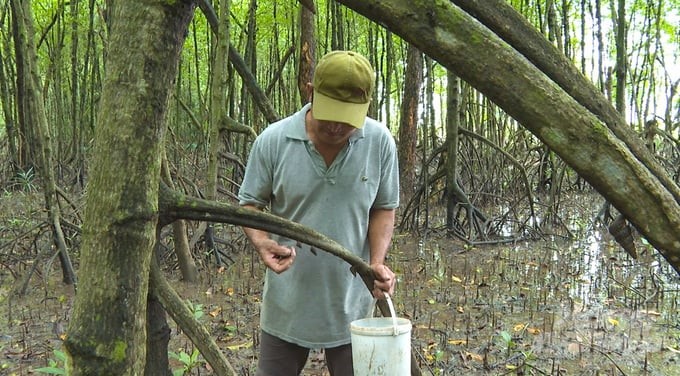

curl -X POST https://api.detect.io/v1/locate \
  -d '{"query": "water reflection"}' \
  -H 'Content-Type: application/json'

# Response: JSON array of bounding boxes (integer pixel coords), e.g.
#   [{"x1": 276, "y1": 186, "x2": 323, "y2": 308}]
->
[
  {"x1": 570, "y1": 231, "x2": 605, "y2": 306},
  {"x1": 401, "y1": 227, "x2": 680, "y2": 375}
]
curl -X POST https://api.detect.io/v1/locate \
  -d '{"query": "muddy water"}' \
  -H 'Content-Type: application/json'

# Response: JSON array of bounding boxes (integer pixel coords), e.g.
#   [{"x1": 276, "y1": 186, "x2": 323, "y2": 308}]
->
[{"x1": 390, "y1": 230, "x2": 680, "y2": 375}]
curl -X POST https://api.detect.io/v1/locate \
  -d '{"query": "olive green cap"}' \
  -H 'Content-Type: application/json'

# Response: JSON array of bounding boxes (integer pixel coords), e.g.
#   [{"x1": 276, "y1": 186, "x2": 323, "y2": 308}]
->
[{"x1": 312, "y1": 50, "x2": 375, "y2": 128}]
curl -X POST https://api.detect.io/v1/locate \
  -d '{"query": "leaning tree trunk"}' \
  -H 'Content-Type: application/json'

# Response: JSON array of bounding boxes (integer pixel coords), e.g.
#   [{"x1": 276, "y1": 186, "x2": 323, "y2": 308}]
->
[
  {"x1": 335, "y1": 0, "x2": 680, "y2": 274},
  {"x1": 64, "y1": 1, "x2": 195, "y2": 374},
  {"x1": 448, "y1": 0, "x2": 680, "y2": 203}
]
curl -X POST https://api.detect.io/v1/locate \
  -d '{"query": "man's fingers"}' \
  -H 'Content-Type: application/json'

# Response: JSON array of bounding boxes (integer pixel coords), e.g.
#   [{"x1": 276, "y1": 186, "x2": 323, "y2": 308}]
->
[
  {"x1": 266, "y1": 246, "x2": 295, "y2": 273},
  {"x1": 274, "y1": 247, "x2": 295, "y2": 259}
]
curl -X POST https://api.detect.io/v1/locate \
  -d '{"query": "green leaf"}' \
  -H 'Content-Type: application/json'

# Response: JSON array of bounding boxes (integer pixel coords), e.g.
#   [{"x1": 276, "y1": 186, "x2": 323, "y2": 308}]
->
[
  {"x1": 53, "y1": 350, "x2": 67, "y2": 362},
  {"x1": 179, "y1": 352, "x2": 191, "y2": 364}
]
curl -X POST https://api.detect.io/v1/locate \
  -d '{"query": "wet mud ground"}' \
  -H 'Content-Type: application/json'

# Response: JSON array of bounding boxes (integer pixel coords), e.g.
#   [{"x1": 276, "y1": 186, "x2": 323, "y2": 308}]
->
[{"x1": 1, "y1": 202, "x2": 679, "y2": 375}]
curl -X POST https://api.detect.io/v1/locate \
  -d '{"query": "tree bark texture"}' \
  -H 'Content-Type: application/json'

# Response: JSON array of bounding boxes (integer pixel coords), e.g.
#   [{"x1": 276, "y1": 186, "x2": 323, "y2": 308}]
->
[
  {"x1": 445, "y1": 73, "x2": 461, "y2": 231},
  {"x1": 11, "y1": 0, "x2": 76, "y2": 284},
  {"x1": 397, "y1": 44, "x2": 423, "y2": 202},
  {"x1": 64, "y1": 1, "x2": 195, "y2": 374},
  {"x1": 161, "y1": 155, "x2": 198, "y2": 282},
  {"x1": 207, "y1": 0, "x2": 231, "y2": 202},
  {"x1": 0, "y1": 42, "x2": 20, "y2": 174},
  {"x1": 335, "y1": 0, "x2": 680, "y2": 273},
  {"x1": 144, "y1": 237, "x2": 172, "y2": 376},
  {"x1": 298, "y1": 2, "x2": 316, "y2": 106},
  {"x1": 9, "y1": 0, "x2": 35, "y2": 171}
]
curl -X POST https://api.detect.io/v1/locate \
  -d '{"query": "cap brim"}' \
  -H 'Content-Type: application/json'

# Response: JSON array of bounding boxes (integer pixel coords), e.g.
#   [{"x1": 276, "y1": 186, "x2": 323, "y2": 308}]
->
[{"x1": 312, "y1": 90, "x2": 370, "y2": 129}]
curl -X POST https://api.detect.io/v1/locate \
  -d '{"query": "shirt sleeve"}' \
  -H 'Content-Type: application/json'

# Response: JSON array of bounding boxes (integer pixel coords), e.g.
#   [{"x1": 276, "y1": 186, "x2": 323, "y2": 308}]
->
[
  {"x1": 238, "y1": 135, "x2": 274, "y2": 208},
  {"x1": 372, "y1": 130, "x2": 400, "y2": 210}
]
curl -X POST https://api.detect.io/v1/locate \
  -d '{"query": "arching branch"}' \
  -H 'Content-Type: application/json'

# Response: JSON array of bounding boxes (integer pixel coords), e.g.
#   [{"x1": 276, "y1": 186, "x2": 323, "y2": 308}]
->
[{"x1": 157, "y1": 184, "x2": 422, "y2": 375}]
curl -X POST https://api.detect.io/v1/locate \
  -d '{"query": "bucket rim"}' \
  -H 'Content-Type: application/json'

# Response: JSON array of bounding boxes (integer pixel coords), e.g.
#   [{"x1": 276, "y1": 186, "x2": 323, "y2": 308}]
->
[{"x1": 350, "y1": 317, "x2": 412, "y2": 336}]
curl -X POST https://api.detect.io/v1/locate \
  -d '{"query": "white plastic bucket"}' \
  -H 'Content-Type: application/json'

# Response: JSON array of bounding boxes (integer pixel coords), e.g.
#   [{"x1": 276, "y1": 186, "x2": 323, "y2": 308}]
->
[{"x1": 350, "y1": 294, "x2": 412, "y2": 376}]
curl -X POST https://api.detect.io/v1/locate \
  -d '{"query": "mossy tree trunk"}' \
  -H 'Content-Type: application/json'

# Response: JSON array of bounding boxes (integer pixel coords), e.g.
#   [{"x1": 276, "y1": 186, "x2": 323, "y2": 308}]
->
[{"x1": 64, "y1": 1, "x2": 195, "y2": 374}]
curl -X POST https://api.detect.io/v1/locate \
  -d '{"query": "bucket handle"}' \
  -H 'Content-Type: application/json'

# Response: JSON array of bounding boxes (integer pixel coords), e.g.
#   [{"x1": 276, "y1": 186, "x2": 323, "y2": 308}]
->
[{"x1": 384, "y1": 292, "x2": 399, "y2": 336}]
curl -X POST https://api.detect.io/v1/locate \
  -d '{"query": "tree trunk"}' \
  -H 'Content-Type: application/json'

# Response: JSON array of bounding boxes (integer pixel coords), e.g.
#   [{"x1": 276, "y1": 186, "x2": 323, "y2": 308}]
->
[
  {"x1": 10, "y1": 0, "x2": 35, "y2": 173},
  {"x1": 335, "y1": 0, "x2": 680, "y2": 273},
  {"x1": 297, "y1": 0, "x2": 315, "y2": 105},
  {"x1": 330, "y1": 0, "x2": 345, "y2": 50},
  {"x1": 0, "y1": 32, "x2": 20, "y2": 177},
  {"x1": 397, "y1": 44, "x2": 423, "y2": 202},
  {"x1": 145, "y1": 230, "x2": 172, "y2": 376},
  {"x1": 11, "y1": 0, "x2": 76, "y2": 285},
  {"x1": 614, "y1": 0, "x2": 627, "y2": 116},
  {"x1": 68, "y1": 0, "x2": 81, "y2": 164},
  {"x1": 64, "y1": 1, "x2": 195, "y2": 374},
  {"x1": 161, "y1": 154, "x2": 198, "y2": 282},
  {"x1": 445, "y1": 72, "x2": 461, "y2": 231},
  {"x1": 384, "y1": 31, "x2": 394, "y2": 129},
  {"x1": 144, "y1": 291, "x2": 172, "y2": 376},
  {"x1": 204, "y1": 0, "x2": 232, "y2": 266},
  {"x1": 149, "y1": 252, "x2": 237, "y2": 375}
]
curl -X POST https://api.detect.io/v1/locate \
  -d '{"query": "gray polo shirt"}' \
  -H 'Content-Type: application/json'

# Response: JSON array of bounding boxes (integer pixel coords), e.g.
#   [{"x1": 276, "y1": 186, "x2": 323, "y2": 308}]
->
[{"x1": 238, "y1": 103, "x2": 399, "y2": 348}]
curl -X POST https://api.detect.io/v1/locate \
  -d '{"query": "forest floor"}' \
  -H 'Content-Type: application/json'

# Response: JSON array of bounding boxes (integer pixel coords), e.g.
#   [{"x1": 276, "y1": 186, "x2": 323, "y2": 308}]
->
[{"x1": 1, "y1": 191, "x2": 680, "y2": 375}]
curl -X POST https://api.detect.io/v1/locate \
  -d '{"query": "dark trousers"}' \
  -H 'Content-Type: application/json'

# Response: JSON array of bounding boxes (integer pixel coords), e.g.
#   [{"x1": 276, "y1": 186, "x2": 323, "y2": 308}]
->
[{"x1": 255, "y1": 330, "x2": 354, "y2": 376}]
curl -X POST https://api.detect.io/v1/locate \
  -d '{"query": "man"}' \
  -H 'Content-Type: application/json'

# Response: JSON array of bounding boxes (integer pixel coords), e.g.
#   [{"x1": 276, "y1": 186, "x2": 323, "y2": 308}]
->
[{"x1": 238, "y1": 50, "x2": 400, "y2": 375}]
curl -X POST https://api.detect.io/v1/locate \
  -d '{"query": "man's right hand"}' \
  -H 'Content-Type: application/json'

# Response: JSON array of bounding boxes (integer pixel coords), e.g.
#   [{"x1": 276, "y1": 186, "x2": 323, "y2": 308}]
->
[{"x1": 253, "y1": 238, "x2": 296, "y2": 274}]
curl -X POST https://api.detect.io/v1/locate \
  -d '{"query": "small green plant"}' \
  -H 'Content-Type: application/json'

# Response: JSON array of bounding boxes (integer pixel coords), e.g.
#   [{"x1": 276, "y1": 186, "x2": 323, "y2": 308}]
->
[
  {"x1": 185, "y1": 299, "x2": 204, "y2": 320},
  {"x1": 13, "y1": 167, "x2": 37, "y2": 192},
  {"x1": 169, "y1": 348, "x2": 203, "y2": 376},
  {"x1": 432, "y1": 348, "x2": 445, "y2": 362},
  {"x1": 34, "y1": 349, "x2": 67, "y2": 375},
  {"x1": 8, "y1": 217, "x2": 28, "y2": 228},
  {"x1": 521, "y1": 350, "x2": 536, "y2": 363},
  {"x1": 223, "y1": 323, "x2": 237, "y2": 334},
  {"x1": 498, "y1": 330, "x2": 517, "y2": 357}
]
